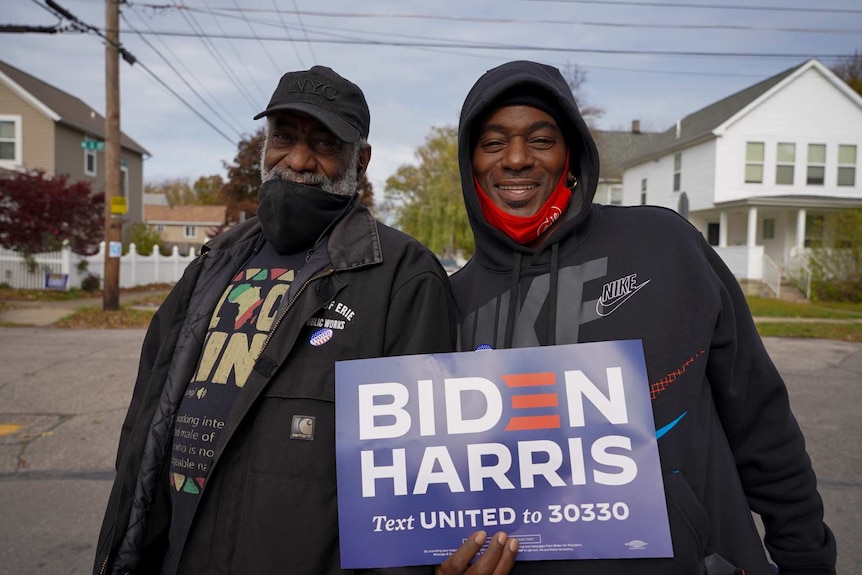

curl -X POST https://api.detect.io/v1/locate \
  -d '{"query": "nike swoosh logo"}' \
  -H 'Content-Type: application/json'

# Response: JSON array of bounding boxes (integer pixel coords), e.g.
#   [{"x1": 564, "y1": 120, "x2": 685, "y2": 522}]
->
[
  {"x1": 595, "y1": 279, "x2": 651, "y2": 317},
  {"x1": 656, "y1": 412, "x2": 687, "y2": 440}
]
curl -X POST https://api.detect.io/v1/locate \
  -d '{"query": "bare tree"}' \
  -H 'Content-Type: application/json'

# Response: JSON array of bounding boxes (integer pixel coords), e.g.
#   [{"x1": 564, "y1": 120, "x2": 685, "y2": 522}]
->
[
  {"x1": 560, "y1": 62, "x2": 604, "y2": 126},
  {"x1": 831, "y1": 50, "x2": 862, "y2": 96}
]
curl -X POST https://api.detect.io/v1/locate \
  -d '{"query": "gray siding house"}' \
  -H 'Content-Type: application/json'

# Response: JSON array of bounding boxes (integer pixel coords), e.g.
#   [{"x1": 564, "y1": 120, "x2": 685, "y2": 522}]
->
[{"x1": 0, "y1": 59, "x2": 150, "y2": 227}]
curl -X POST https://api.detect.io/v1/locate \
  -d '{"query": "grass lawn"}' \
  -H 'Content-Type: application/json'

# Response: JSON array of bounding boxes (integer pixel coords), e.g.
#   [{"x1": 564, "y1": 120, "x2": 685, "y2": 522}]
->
[
  {"x1": 2, "y1": 285, "x2": 861, "y2": 339},
  {"x1": 746, "y1": 296, "x2": 862, "y2": 319},
  {"x1": 754, "y1": 321, "x2": 862, "y2": 342}
]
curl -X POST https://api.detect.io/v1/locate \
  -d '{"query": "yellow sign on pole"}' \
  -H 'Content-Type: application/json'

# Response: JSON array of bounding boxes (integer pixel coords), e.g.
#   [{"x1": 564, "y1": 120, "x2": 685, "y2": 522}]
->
[{"x1": 110, "y1": 196, "x2": 127, "y2": 215}]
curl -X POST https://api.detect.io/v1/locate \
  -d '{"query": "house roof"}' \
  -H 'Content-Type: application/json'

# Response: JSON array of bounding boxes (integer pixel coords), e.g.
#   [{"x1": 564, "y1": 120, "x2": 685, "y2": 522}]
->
[
  {"x1": 145, "y1": 205, "x2": 226, "y2": 224},
  {"x1": 593, "y1": 129, "x2": 665, "y2": 181},
  {"x1": 621, "y1": 59, "x2": 813, "y2": 167},
  {"x1": 0, "y1": 59, "x2": 150, "y2": 157}
]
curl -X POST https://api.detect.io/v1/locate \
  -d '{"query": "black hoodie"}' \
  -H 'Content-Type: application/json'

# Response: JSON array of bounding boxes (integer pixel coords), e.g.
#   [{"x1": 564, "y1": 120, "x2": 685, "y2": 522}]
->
[{"x1": 450, "y1": 61, "x2": 835, "y2": 575}]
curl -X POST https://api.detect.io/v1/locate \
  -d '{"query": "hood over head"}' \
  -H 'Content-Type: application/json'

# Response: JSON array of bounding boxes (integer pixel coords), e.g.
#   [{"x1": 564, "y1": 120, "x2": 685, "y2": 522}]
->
[{"x1": 458, "y1": 60, "x2": 600, "y2": 267}]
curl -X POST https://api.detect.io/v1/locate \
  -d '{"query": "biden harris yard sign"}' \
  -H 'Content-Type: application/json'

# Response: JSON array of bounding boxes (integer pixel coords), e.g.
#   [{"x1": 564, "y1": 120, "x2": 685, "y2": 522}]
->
[{"x1": 335, "y1": 340, "x2": 672, "y2": 568}]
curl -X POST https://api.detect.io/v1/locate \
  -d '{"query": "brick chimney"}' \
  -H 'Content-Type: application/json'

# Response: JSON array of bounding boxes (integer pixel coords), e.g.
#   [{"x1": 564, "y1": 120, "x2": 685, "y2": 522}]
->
[{"x1": 631, "y1": 119, "x2": 641, "y2": 134}]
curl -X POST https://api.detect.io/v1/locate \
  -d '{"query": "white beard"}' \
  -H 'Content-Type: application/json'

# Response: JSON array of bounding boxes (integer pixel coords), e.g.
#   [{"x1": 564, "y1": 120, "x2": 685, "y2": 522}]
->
[{"x1": 259, "y1": 146, "x2": 360, "y2": 197}]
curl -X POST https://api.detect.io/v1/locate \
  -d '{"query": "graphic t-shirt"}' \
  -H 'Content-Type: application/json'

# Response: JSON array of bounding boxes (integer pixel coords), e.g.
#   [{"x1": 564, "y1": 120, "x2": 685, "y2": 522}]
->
[{"x1": 162, "y1": 241, "x2": 305, "y2": 572}]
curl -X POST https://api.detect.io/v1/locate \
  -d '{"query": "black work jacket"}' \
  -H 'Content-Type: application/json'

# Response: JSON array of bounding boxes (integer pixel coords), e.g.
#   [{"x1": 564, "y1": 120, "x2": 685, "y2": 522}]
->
[{"x1": 94, "y1": 204, "x2": 456, "y2": 575}]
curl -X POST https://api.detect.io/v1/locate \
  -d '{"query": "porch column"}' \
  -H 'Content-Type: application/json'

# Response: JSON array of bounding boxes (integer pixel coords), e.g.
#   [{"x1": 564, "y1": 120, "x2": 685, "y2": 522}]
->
[
  {"x1": 719, "y1": 211, "x2": 728, "y2": 247},
  {"x1": 747, "y1": 207, "x2": 758, "y2": 247},
  {"x1": 796, "y1": 209, "x2": 806, "y2": 250}
]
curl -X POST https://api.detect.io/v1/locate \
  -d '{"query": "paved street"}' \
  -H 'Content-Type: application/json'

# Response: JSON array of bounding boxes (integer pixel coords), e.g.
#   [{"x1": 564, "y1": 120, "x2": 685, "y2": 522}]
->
[{"x1": 0, "y1": 328, "x2": 859, "y2": 574}]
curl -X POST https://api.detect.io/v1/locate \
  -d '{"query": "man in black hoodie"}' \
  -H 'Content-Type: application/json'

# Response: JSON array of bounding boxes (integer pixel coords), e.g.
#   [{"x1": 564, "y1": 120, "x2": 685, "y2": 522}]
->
[{"x1": 450, "y1": 60, "x2": 836, "y2": 574}]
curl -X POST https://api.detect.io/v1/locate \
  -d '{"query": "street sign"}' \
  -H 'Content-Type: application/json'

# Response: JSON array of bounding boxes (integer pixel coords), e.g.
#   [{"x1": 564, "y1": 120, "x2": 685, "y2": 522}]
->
[
  {"x1": 110, "y1": 196, "x2": 127, "y2": 215},
  {"x1": 80, "y1": 140, "x2": 105, "y2": 151}
]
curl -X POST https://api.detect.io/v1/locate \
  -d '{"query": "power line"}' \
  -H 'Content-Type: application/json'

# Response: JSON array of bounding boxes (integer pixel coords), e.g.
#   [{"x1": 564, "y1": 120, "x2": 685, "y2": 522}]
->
[
  {"x1": 128, "y1": 3, "x2": 862, "y2": 35},
  {"x1": 130, "y1": 60, "x2": 237, "y2": 145},
  {"x1": 516, "y1": 0, "x2": 862, "y2": 15},
  {"x1": 199, "y1": 0, "x2": 268, "y2": 103},
  {"x1": 113, "y1": 28, "x2": 853, "y2": 60},
  {"x1": 271, "y1": 0, "x2": 306, "y2": 68},
  {"x1": 37, "y1": 0, "x2": 237, "y2": 146},
  {"x1": 128, "y1": 7, "x2": 246, "y2": 137},
  {"x1": 124, "y1": 4, "x2": 522, "y2": 72},
  {"x1": 230, "y1": 0, "x2": 282, "y2": 77},
  {"x1": 121, "y1": 11, "x2": 245, "y2": 140},
  {"x1": 172, "y1": 0, "x2": 261, "y2": 112},
  {"x1": 290, "y1": 0, "x2": 317, "y2": 65}
]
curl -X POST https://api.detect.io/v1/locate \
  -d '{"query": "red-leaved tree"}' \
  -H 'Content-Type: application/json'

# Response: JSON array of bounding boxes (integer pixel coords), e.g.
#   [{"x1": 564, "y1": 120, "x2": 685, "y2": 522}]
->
[
  {"x1": 0, "y1": 170, "x2": 104, "y2": 255},
  {"x1": 221, "y1": 127, "x2": 265, "y2": 224}
]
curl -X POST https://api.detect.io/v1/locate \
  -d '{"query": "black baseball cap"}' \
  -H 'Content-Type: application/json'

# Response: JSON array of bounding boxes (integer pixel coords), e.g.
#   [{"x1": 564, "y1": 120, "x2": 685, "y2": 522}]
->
[{"x1": 254, "y1": 65, "x2": 370, "y2": 143}]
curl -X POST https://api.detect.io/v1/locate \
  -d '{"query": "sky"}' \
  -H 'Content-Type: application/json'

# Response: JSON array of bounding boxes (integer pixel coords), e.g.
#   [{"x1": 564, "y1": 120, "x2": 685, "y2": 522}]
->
[{"x1": 2, "y1": 0, "x2": 861, "y2": 199}]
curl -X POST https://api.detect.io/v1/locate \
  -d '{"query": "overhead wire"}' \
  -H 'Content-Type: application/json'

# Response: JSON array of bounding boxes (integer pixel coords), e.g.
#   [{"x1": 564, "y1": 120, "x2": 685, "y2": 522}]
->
[
  {"x1": 35, "y1": 0, "x2": 238, "y2": 146},
  {"x1": 128, "y1": 3, "x2": 862, "y2": 36},
  {"x1": 230, "y1": 0, "x2": 283, "y2": 78},
  {"x1": 118, "y1": 2, "x2": 860, "y2": 82},
  {"x1": 198, "y1": 0, "x2": 268, "y2": 103},
  {"x1": 115, "y1": 28, "x2": 852, "y2": 61},
  {"x1": 121, "y1": 10, "x2": 245, "y2": 140},
  {"x1": 271, "y1": 0, "x2": 306, "y2": 68},
  {"x1": 129, "y1": 7, "x2": 246, "y2": 135},
  {"x1": 174, "y1": 0, "x2": 261, "y2": 112},
  {"x1": 125, "y1": 4, "x2": 520, "y2": 67},
  {"x1": 290, "y1": 0, "x2": 317, "y2": 65},
  {"x1": 516, "y1": 0, "x2": 862, "y2": 15}
]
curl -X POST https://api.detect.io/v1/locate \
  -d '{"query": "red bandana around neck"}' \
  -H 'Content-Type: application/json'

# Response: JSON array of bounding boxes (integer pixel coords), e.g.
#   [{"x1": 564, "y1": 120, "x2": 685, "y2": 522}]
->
[{"x1": 475, "y1": 155, "x2": 572, "y2": 245}]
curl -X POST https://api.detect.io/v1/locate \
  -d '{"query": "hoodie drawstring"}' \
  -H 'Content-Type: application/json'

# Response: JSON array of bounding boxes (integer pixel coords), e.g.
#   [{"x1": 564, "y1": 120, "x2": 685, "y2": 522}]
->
[
  {"x1": 503, "y1": 251, "x2": 522, "y2": 348},
  {"x1": 547, "y1": 242, "x2": 559, "y2": 346},
  {"x1": 501, "y1": 244, "x2": 560, "y2": 349}
]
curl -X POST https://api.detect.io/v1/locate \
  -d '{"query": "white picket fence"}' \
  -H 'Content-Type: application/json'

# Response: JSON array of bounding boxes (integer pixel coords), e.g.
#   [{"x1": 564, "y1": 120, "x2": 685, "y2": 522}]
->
[{"x1": 0, "y1": 242, "x2": 198, "y2": 290}]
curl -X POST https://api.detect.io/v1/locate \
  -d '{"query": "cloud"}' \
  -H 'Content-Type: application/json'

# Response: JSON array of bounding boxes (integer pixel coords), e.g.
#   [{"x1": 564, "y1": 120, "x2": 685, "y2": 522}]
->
[{"x1": 4, "y1": 0, "x2": 857, "y2": 188}]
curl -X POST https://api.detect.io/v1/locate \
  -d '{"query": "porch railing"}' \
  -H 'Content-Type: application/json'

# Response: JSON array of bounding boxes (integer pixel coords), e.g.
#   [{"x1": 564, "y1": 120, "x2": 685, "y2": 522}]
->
[{"x1": 761, "y1": 254, "x2": 781, "y2": 298}]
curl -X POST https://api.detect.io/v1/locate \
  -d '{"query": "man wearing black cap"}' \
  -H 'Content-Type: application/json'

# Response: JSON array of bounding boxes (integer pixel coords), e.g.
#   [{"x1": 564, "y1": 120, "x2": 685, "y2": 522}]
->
[
  {"x1": 450, "y1": 60, "x2": 836, "y2": 574},
  {"x1": 93, "y1": 66, "x2": 516, "y2": 575}
]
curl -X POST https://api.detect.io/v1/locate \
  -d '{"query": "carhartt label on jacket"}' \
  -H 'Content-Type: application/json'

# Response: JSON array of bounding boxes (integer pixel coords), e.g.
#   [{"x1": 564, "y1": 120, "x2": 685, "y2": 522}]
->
[{"x1": 291, "y1": 415, "x2": 316, "y2": 440}]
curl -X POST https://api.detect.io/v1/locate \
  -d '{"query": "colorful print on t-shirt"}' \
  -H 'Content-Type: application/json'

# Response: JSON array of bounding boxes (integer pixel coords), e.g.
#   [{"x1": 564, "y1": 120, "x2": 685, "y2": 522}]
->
[{"x1": 165, "y1": 244, "x2": 304, "y2": 560}]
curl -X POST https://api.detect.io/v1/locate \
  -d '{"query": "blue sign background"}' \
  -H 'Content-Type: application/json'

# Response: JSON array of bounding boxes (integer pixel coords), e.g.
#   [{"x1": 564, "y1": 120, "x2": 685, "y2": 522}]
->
[{"x1": 335, "y1": 340, "x2": 672, "y2": 568}]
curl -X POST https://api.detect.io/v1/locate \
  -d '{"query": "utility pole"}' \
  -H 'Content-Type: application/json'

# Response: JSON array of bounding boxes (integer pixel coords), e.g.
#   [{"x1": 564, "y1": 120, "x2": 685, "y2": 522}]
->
[{"x1": 103, "y1": 0, "x2": 121, "y2": 310}]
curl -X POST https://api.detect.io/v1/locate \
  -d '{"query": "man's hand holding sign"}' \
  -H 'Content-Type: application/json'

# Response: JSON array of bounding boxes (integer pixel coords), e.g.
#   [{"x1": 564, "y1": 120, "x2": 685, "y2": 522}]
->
[
  {"x1": 436, "y1": 531, "x2": 519, "y2": 575},
  {"x1": 335, "y1": 340, "x2": 672, "y2": 569}
]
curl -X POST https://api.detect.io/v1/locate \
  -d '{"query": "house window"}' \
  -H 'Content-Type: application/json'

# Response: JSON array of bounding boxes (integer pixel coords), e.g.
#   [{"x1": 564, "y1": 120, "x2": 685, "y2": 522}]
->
[
  {"x1": 775, "y1": 143, "x2": 795, "y2": 185},
  {"x1": 807, "y1": 144, "x2": 826, "y2": 185},
  {"x1": 763, "y1": 218, "x2": 775, "y2": 240},
  {"x1": 155, "y1": 224, "x2": 166, "y2": 233},
  {"x1": 0, "y1": 116, "x2": 22, "y2": 167},
  {"x1": 805, "y1": 214, "x2": 824, "y2": 248},
  {"x1": 120, "y1": 166, "x2": 128, "y2": 197},
  {"x1": 84, "y1": 148, "x2": 97, "y2": 176},
  {"x1": 745, "y1": 142, "x2": 764, "y2": 183},
  {"x1": 673, "y1": 152, "x2": 682, "y2": 192},
  {"x1": 609, "y1": 185, "x2": 623, "y2": 206},
  {"x1": 184, "y1": 225, "x2": 197, "y2": 238},
  {"x1": 640, "y1": 178, "x2": 647, "y2": 205},
  {"x1": 838, "y1": 144, "x2": 857, "y2": 187}
]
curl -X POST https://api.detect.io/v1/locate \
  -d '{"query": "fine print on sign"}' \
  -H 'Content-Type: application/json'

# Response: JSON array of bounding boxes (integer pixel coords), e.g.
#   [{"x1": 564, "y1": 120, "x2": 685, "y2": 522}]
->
[{"x1": 335, "y1": 340, "x2": 672, "y2": 569}]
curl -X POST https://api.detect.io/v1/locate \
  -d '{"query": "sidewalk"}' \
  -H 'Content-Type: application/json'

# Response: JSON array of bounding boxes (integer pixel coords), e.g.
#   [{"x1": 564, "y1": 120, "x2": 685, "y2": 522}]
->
[{"x1": 0, "y1": 288, "x2": 170, "y2": 327}]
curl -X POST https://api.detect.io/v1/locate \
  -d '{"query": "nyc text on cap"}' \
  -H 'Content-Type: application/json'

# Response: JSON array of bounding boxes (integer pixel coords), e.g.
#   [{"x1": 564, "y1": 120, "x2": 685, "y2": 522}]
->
[{"x1": 254, "y1": 65, "x2": 370, "y2": 143}]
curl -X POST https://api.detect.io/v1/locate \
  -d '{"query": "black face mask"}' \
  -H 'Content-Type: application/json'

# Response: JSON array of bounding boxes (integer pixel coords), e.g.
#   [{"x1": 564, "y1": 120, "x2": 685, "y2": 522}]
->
[{"x1": 257, "y1": 178, "x2": 355, "y2": 255}]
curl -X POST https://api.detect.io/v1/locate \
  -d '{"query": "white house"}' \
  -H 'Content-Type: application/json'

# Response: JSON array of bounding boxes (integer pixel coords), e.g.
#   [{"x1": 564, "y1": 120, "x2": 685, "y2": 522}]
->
[{"x1": 618, "y1": 59, "x2": 862, "y2": 285}]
